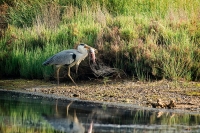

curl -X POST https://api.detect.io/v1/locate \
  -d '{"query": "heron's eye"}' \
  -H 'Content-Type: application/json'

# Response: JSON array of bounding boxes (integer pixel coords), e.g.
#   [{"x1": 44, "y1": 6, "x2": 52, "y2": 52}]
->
[{"x1": 80, "y1": 43, "x2": 85, "y2": 46}]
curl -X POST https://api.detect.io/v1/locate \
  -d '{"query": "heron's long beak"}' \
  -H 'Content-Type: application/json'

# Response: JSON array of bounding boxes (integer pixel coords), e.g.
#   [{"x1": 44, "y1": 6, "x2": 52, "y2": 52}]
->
[{"x1": 84, "y1": 45, "x2": 98, "y2": 53}]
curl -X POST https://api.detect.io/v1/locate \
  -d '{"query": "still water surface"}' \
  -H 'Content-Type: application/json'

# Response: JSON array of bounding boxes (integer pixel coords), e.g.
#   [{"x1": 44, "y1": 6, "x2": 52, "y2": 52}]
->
[{"x1": 0, "y1": 90, "x2": 200, "y2": 133}]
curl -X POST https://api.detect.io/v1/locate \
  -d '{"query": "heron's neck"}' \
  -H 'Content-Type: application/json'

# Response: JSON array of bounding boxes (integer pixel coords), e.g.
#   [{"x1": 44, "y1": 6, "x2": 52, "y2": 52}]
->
[
  {"x1": 78, "y1": 48, "x2": 88, "y2": 55},
  {"x1": 77, "y1": 48, "x2": 88, "y2": 61}
]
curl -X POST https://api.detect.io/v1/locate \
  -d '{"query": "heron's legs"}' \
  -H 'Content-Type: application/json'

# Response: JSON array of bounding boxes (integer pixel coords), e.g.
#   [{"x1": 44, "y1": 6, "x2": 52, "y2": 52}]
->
[
  {"x1": 75, "y1": 64, "x2": 79, "y2": 74},
  {"x1": 56, "y1": 66, "x2": 61, "y2": 85},
  {"x1": 68, "y1": 66, "x2": 77, "y2": 86}
]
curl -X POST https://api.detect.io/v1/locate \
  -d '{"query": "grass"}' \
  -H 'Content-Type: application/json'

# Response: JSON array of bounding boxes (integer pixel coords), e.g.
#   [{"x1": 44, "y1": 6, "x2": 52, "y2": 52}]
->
[
  {"x1": 186, "y1": 91, "x2": 200, "y2": 96},
  {"x1": 0, "y1": 0, "x2": 200, "y2": 81}
]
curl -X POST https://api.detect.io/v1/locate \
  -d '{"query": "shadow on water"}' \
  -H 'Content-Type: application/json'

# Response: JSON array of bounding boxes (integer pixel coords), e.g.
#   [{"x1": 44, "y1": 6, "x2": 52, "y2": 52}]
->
[{"x1": 0, "y1": 90, "x2": 200, "y2": 133}]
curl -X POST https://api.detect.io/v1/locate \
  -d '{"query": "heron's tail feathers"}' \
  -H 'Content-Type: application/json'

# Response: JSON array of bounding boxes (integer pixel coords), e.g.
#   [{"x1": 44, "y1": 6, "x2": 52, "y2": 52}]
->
[
  {"x1": 42, "y1": 58, "x2": 53, "y2": 66},
  {"x1": 43, "y1": 54, "x2": 57, "y2": 66},
  {"x1": 42, "y1": 61, "x2": 49, "y2": 65}
]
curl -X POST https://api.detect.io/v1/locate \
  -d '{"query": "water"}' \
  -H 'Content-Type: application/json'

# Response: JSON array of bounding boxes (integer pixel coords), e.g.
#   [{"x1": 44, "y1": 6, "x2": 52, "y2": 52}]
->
[{"x1": 0, "y1": 90, "x2": 200, "y2": 133}]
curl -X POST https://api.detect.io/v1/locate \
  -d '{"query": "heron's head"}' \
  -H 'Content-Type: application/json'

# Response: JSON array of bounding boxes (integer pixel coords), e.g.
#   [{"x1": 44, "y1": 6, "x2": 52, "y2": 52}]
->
[
  {"x1": 76, "y1": 43, "x2": 87, "y2": 53},
  {"x1": 78, "y1": 43, "x2": 97, "y2": 52}
]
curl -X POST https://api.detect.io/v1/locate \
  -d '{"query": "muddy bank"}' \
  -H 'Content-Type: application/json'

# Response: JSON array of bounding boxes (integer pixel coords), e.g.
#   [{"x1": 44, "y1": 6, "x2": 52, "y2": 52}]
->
[{"x1": 0, "y1": 79, "x2": 200, "y2": 112}]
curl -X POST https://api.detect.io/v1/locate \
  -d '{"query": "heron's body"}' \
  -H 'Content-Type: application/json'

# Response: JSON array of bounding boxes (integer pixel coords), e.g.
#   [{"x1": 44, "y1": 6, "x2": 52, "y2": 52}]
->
[
  {"x1": 42, "y1": 43, "x2": 96, "y2": 85},
  {"x1": 43, "y1": 49, "x2": 88, "y2": 68}
]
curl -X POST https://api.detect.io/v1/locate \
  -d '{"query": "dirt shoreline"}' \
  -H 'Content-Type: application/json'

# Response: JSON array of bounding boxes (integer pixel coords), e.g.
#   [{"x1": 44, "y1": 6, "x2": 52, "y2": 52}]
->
[{"x1": 0, "y1": 79, "x2": 200, "y2": 113}]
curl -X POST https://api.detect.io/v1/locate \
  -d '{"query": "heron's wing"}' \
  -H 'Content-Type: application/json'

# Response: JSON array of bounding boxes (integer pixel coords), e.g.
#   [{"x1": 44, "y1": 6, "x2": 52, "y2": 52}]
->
[{"x1": 43, "y1": 49, "x2": 78, "y2": 66}]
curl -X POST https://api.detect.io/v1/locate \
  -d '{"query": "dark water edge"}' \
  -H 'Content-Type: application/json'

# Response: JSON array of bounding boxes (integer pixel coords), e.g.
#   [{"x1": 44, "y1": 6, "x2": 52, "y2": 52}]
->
[{"x1": 0, "y1": 89, "x2": 200, "y2": 133}]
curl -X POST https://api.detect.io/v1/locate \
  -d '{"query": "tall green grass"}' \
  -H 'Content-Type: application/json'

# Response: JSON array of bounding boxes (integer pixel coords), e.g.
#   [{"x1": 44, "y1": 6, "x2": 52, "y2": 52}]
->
[{"x1": 0, "y1": 0, "x2": 200, "y2": 81}]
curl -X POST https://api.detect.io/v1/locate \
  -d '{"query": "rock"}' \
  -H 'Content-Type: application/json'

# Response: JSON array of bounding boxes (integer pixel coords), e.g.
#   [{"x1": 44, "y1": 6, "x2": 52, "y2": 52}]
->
[{"x1": 166, "y1": 100, "x2": 176, "y2": 109}]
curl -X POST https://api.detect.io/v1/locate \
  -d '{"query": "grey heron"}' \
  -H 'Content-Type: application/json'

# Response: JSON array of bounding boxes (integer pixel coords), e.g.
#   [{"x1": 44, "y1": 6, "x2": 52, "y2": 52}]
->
[{"x1": 42, "y1": 43, "x2": 96, "y2": 85}]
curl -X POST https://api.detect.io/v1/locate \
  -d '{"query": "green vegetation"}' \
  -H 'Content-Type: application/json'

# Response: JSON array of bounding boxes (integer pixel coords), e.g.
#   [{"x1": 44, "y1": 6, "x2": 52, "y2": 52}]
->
[{"x1": 0, "y1": 0, "x2": 200, "y2": 81}]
